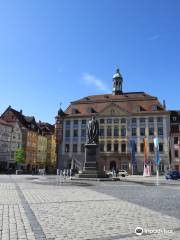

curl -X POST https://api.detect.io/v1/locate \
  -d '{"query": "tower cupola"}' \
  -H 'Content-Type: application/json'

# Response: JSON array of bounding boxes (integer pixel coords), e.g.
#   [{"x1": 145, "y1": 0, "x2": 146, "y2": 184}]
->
[{"x1": 112, "y1": 68, "x2": 123, "y2": 95}]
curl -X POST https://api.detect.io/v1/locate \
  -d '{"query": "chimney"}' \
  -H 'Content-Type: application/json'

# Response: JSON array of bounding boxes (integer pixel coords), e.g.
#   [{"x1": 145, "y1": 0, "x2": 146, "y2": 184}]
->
[
  {"x1": 20, "y1": 110, "x2": 23, "y2": 115},
  {"x1": 163, "y1": 100, "x2": 166, "y2": 110}
]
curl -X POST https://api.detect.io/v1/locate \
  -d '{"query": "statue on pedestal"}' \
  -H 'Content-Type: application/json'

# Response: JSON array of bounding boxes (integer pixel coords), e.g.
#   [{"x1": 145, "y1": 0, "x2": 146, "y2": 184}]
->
[{"x1": 87, "y1": 116, "x2": 99, "y2": 144}]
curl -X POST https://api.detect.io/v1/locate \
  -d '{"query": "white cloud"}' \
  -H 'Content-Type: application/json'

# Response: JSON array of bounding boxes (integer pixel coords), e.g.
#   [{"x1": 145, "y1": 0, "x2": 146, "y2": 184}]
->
[{"x1": 82, "y1": 73, "x2": 110, "y2": 92}]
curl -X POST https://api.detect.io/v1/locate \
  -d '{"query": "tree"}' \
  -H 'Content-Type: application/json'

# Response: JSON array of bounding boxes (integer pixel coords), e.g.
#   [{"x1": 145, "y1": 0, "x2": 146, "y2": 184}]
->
[{"x1": 14, "y1": 148, "x2": 25, "y2": 167}]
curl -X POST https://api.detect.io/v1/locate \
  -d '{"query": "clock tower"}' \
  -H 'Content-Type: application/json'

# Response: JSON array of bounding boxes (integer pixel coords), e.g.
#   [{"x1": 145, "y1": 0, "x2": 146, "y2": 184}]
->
[{"x1": 112, "y1": 68, "x2": 123, "y2": 95}]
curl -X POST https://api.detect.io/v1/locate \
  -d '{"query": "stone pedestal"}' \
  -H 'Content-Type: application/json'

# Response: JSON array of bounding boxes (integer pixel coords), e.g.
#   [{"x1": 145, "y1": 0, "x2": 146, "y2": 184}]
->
[{"x1": 79, "y1": 144, "x2": 106, "y2": 178}]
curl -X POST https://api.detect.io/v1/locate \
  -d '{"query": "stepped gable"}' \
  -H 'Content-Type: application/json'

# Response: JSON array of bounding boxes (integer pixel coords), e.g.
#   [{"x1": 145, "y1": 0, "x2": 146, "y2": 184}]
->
[{"x1": 1, "y1": 106, "x2": 38, "y2": 131}]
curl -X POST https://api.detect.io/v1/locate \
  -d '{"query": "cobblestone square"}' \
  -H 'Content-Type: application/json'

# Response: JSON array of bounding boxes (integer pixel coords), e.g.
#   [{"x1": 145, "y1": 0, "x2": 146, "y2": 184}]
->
[{"x1": 0, "y1": 175, "x2": 180, "y2": 240}]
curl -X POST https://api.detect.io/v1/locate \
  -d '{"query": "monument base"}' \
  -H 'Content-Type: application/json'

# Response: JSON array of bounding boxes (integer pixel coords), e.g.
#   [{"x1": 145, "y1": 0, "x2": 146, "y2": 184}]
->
[{"x1": 79, "y1": 144, "x2": 106, "y2": 178}]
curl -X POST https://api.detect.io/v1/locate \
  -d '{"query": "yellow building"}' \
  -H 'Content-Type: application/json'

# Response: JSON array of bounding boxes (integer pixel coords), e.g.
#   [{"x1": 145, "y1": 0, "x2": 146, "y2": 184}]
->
[
  {"x1": 47, "y1": 134, "x2": 56, "y2": 171},
  {"x1": 25, "y1": 130, "x2": 38, "y2": 169},
  {"x1": 37, "y1": 134, "x2": 47, "y2": 168}
]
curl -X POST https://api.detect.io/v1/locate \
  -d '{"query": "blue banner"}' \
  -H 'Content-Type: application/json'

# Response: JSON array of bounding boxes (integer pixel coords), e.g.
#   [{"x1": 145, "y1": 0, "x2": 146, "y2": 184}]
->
[
  {"x1": 154, "y1": 137, "x2": 161, "y2": 165},
  {"x1": 129, "y1": 139, "x2": 136, "y2": 164}
]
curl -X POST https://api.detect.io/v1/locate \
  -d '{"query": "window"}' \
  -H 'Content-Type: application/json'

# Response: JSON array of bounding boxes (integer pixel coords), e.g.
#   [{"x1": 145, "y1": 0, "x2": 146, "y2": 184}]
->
[
  {"x1": 149, "y1": 127, "x2": 154, "y2": 136},
  {"x1": 157, "y1": 117, "x2": 163, "y2": 123},
  {"x1": 140, "y1": 118, "x2": 145, "y2": 123},
  {"x1": 114, "y1": 118, "x2": 119, "y2": 124},
  {"x1": 172, "y1": 116, "x2": 177, "y2": 122},
  {"x1": 73, "y1": 129, "x2": 78, "y2": 137},
  {"x1": 149, "y1": 117, "x2": 154, "y2": 123},
  {"x1": 140, "y1": 143, "x2": 144, "y2": 152},
  {"x1": 100, "y1": 143, "x2": 104, "y2": 152},
  {"x1": 121, "y1": 128, "x2": 126, "y2": 137},
  {"x1": 73, "y1": 144, "x2": 77, "y2": 153},
  {"x1": 114, "y1": 127, "x2": 119, "y2": 137},
  {"x1": 100, "y1": 128, "x2": 104, "y2": 137},
  {"x1": 107, "y1": 127, "x2": 112, "y2": 137},
  {"x1": 121, "y1": 118, "x2": 126, "y2": 124},
  {"x1": 107, "y1": 143, "x2": 111, "y2": 152},
  {"x1": 111, "y1": 109, "x2": 115, "y2": 114},
  {"x1": 158, "y1": 127, "x2": 163, "y2": 136},
  {"x1": 114, "y1": 143, "x2": 118, "y2": 152},
  {"x1": 72, "y1": 108, "x2": 79, "y2": 114},
  {"x1": 100, "y1": 119, "x2": 104, "y2": 124},
  {"x1": 87, "y1": 107, "x2": 95, "y2": 113},
  {"x1": 159, "y1": 163, "x2": 164, "y2": 172},
  {"x1": 159, "y1": 143, "x2": 163, "y2": 152},
  {"x1": 121, "y1": 143, "x2": 126, "y2": 152},
  {"x1": 140, "y1": 128, "x2": 145, "y2": 136},
  {"x1": 74, "y1": 120, "x2": 78, "y2": 125},
  {"x1": 132, "y1": 128, "x2": 136, "y2": 136},
  {"x1": 149, "y1": 143, "x2": 154, "y2": 152},
  {"x1": 81, "y1": 144, "x2": 85, "y2": 152},
  {"x1": 174, "y1": 137, "x2": 178, "y2": 144},
  {"x1": 175, "y1": 150, "x2": 179, "y2": 158},
  {"x1": 136, "y1": 105, "x2": 141, "y2": 112},
  {"x1": 81, "y1": 129, "x2": 86, "y2": 137},
  {"x1": 65, "y1": 130, "x2": 70, "y2": 137},
  {"x1": 107, "y1": 119, "x2": 112, "y2": 124},
  {"x1": 152, "y1": 105, "x2": 157, "y2": 111},
  {"x1": 65, "y1": 144, "x2": 70, "y2": 153},
  {"x1": 131, "y1": 118, "x2": 137, "y2": 124},
  {"x1": 81, "y1": 119, "x2": 86, "y2": 125},
  {"x1": 66, "y1": 120, "x2": 70, "y2": 125}
]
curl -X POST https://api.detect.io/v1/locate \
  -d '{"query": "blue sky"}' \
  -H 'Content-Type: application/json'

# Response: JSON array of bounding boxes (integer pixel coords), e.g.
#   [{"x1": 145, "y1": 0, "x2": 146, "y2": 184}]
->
[{"x1": 0, "y1": 0, "x2": 180, "y2": 123}]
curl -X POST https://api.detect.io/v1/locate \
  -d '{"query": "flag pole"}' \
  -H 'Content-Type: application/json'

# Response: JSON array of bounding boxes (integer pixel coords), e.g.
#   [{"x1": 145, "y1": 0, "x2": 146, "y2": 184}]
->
[
  {"x1": 132, "y1": 163, "x2": 134, "y2": 176},
  {"x1": 156, "y1": 164, "x2": 159, "y2": 186}
]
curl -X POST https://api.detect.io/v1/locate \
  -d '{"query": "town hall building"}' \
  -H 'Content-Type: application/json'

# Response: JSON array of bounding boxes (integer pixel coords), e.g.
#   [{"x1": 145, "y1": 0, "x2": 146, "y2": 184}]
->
[{"x1": 55, "y1": 69, "x2": 170, "y2": 174}]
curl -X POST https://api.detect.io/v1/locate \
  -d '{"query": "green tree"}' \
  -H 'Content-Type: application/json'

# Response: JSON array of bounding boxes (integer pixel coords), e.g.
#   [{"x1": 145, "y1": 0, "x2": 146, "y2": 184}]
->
[{"x1": 14, "y1": 148, "x2": 25, "y2": 166}]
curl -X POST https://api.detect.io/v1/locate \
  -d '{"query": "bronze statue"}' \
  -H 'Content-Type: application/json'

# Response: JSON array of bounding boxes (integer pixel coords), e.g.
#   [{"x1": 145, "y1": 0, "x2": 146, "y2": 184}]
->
[{"x1": 87, "y1": 116, "x2": 99, "y2": 144}]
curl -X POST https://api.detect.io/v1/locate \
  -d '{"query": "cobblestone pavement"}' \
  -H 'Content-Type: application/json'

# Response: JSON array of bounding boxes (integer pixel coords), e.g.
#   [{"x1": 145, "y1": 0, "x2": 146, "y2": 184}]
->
[{"x1": 0, "y1": 175, "x2": 180, "y2": 240}]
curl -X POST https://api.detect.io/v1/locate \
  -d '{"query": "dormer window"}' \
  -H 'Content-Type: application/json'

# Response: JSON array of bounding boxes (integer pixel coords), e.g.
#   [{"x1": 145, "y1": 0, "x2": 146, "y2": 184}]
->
[
  {"x1": 72, "y1": 108, "x2": 79, "y2": 114},
  {"x1": 152, "y1": 105, "x2": 158, "y2": 111},
  {"x1": 136, "y1": 105, "x2": 146, "y2": 112},
  {"x1": 111, "y1": 109, "x2": 115, "y2": 114},
  {"x1": 87, "y1": 107, "x2": 96, "y2": 113},
  {"x1": 136, "y1": 105, "x2": 141, "y2": 112}
]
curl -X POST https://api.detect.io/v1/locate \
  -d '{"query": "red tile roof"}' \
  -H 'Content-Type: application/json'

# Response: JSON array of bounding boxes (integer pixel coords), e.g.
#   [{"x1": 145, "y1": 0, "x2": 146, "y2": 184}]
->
[{"x1": 65, "y1": 92, "x2": 165, "y2": 117}]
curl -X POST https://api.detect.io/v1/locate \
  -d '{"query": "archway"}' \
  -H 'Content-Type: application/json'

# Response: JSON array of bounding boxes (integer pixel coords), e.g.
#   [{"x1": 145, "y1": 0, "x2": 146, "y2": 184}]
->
[{"x1": 110, "y1": 161, "x2": 116, "y2": 171}]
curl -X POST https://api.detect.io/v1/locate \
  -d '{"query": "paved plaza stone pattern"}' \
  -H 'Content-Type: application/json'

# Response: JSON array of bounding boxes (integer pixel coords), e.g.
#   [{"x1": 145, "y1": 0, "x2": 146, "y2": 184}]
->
[{"x1": 0, "y1": 175, "x2": 180, "y2": 240}]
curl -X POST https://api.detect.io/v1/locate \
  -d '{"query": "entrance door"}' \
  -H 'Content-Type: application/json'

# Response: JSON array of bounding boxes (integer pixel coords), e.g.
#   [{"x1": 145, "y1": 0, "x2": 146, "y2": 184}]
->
[{"x1": 110, "y1": 161, "x2": 116, "y2": 171}]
